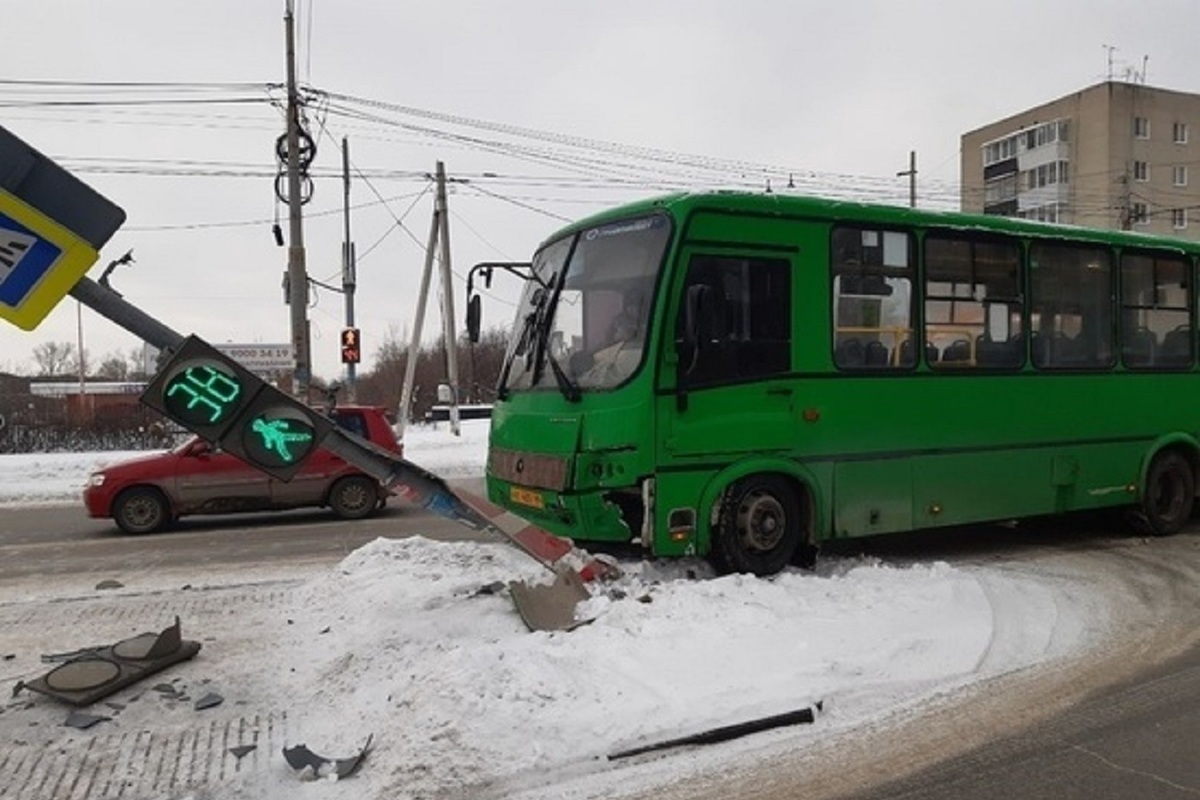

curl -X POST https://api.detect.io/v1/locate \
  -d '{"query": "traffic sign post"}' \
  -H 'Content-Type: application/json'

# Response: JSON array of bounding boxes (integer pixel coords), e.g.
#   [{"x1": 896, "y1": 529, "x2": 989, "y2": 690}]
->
[{"x1": 0, "y1": 126, "x2": 126, "y2": 330}]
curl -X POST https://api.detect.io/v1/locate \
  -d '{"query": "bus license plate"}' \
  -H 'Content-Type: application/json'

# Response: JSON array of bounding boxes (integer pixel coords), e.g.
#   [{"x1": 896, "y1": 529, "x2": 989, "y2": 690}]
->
[{"x1": 510, "y1": 486, "x2": 545, "y2": 510}]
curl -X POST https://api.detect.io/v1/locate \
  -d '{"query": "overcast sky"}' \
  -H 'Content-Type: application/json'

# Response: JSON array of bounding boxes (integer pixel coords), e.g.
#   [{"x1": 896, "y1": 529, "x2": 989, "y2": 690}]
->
[{"x1": 3, "y1": 1, "x2": 1197, "y2": 381}]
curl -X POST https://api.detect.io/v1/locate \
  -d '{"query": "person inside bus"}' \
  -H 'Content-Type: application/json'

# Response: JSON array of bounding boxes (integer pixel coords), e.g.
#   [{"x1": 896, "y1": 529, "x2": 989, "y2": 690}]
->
[{"x1": 580, "y1": 306, "x2": 642, "y2": 385}]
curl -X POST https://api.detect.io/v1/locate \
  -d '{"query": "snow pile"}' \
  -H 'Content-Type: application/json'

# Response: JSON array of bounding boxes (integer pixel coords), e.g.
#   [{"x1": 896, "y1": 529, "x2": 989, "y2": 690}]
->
[{"x1": 205, "y1": 538, "x2": 1107, "y2": 799}]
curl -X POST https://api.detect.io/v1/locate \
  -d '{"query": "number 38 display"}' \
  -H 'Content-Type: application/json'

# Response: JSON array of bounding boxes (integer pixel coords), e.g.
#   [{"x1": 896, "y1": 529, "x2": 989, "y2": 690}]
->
[{"x1": 142, "y1": 336, "x2": 331, "y2": 480}]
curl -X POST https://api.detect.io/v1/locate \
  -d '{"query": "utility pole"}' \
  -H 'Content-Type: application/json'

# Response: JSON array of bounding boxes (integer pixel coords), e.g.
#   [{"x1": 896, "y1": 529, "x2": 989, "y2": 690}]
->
[
  {"x1": 341, "y1": 137, "x2": 357, "y2": 403},
  {"x1": 76, "y1": 299, "x2": 85, "y2": 398},
  {"x1": 396, "y1": 162, "x2": 461, "y2": 439},
  {"x1": 396, "y1": 180, "x2": 439, "y2": 442},
  {"x1": 897, "y1": 150, "x2": 917, "y2": 208},
  {"x1": 283, "y1": 0, "x2": 312, "y2": 401},
  {"x1": 435, "y1": 161, "x2": 461, "y2": 437}
]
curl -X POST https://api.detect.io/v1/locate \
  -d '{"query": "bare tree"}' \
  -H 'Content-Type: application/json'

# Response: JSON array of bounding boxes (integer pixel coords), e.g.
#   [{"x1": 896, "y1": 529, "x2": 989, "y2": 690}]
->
[
  {"x1": 95, "y1": 352, "x2": 131, "y2": 381},
  {"x1": 354, "y1": 325, "x2": 508, "y2": 418},
  {"x1": 31, "y1": 341, "x2": 77, "y2": 376}
]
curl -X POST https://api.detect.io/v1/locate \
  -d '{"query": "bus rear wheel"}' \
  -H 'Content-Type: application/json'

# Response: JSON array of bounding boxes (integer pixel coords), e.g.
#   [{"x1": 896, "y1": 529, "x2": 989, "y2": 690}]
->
[
  {"x1": 714, "y1": 475, "x2": 802, "y2": 576},
  {"x1": 1141, "y1": 451, "x2": 1195, "y2": 536}
]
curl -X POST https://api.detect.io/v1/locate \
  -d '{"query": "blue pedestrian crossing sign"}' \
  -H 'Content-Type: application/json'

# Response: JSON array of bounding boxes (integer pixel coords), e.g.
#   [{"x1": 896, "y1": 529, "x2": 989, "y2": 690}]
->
[{"x1": 0, "y1": 189, "x2": 99, "y2": 330}]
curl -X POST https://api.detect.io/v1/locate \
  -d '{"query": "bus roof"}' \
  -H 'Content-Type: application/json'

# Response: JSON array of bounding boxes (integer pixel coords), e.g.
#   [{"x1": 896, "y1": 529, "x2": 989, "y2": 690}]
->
[{"x1": 541, "y1": 191, "x2": 1200, "y2": 255}]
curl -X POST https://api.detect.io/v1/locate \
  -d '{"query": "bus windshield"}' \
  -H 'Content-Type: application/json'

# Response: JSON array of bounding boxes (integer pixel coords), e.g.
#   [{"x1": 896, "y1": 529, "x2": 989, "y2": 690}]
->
[{"x1": 502, "y1": 213, "x2": 670, "y2": 394}]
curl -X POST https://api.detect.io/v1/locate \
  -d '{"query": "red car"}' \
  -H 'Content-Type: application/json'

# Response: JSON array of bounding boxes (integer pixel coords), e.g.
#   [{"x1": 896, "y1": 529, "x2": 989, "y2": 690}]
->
[{"x1": 83, "y1": 405, "x2": 402, "y2": 534}]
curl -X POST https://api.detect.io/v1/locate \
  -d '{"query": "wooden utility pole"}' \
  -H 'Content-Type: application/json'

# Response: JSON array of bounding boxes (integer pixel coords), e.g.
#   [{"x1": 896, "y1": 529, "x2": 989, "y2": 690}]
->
[
  {"x1": 897, "y1": 150, "x2": 917, "y2": 208},
  {"x1": 397, "y1": 174, "x2": 440, "y2": 441},
  {"x1": 283, "y1": 0, "x2": 312, "y2": 401},
  {"x1": 341, "y1": 137, "x2": 357, "y2": 403},
  {"x1": 435, "y1": 161, "x2": 461, "y2": 437},
  {"x1": 396, "y1": 162, "x2": 461, "y2": 439}
]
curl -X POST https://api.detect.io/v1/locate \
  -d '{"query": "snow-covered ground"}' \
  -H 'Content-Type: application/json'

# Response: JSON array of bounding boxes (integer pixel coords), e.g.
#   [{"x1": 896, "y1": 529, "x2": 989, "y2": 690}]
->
[{"x1": 0, "y1": 420, "x2": 1119, "y2": 800}]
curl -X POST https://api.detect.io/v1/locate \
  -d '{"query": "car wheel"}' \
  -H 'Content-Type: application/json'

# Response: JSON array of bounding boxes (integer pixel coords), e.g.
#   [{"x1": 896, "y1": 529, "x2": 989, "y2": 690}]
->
[
  {"x1": 113, "y1": 487, "x2": 171, "y2": 535},
  {"x1": 329, "y1": 475, "x2": 381, "y2": 520},
  {"x1": 713, "y1": 475, "x2": 803, "y2": 576}
]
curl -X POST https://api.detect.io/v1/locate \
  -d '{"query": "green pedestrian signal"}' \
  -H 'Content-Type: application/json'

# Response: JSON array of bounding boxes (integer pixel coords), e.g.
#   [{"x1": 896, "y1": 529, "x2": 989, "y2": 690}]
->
[{"x1": 243, "y1": 412, "x2": 317, "y2": 467}]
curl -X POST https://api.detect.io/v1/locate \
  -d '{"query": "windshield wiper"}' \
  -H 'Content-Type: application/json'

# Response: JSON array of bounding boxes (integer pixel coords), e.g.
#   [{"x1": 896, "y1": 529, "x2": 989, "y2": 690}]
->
[
  {"x1": 544, "y1": 348, "x2": 581, "y2": 403},
  {"x1": 527, "y1": 271, "x2": 582, "y2": 403},
  {"x1": 496, "y1": 302, "x2": 540, "y2": 401}
]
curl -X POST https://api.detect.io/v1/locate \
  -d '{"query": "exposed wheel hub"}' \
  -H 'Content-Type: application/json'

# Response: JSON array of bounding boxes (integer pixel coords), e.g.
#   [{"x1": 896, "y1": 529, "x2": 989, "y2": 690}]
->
[{"x1": 738, "y1": 491, "x2": 786, "y2": 552}]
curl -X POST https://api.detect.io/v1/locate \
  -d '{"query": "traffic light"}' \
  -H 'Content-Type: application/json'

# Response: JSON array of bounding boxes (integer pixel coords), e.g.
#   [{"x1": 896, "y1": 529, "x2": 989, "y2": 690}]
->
[
  {"x1": 340, "y1": 327, "x2": 361, "y2": 364},
  {"x1": 142, "y1": 335, "x2": 331, "y2": 480}
]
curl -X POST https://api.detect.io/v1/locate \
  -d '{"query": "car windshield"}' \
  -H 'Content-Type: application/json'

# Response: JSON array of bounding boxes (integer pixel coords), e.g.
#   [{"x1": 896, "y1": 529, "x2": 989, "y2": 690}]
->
[{"x1": 501, "y1": 213, "x2": 670, "y2": 393}]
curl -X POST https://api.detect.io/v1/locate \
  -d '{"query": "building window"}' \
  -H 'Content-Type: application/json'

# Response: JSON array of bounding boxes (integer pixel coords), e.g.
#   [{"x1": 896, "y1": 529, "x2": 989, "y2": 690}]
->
[
  {"x1": 1174, "y1": 122, "x2": 1189, "y2": 144},
  {"x1": 1173, "y1": 208, "x2": 1188, "y2": 229},
  {"x1": 1174, "y1": 165, "x2": 1188, "y2": 186},
  {"x1": 983, "y1": 134, "x2": 1019, "y2": 166},
  {"x1": 1134, "y1": 117, "x2": 1151, "y2": 139},
  {"x1": 985, "y1": 174, "x2": 1017, "y2": 205},
  {"x1": 1134, "y1": 160, "x2": 1149, "y2": 182},
  {"x1": 1024, "y1": 161, "x2": 1071, "y2": 190},
  {"x1": 1132, "y1": 202, "x2": 1150, "y2": 226},
  {"x1": 1021, "y1": 203, "x2": 1064, "y2": 224}
]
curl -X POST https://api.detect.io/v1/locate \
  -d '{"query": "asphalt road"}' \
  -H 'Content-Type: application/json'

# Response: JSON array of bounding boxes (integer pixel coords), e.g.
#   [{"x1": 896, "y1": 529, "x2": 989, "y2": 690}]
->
[
  {"x1": 0, "y1": 481, "x2": 491, "y2": 584},
  {"x1": 840, "y1": 642, "x2": 1200, "y2": 800}
]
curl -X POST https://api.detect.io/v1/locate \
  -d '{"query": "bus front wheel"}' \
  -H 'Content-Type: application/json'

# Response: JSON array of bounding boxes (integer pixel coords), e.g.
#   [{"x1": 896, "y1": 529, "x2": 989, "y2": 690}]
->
[
  {"x1": 714, "y1": 475, "x2": 802, "y2": 576},
  {"x1": 1140, "y1": 451, "x2": 1195, "y2": 536}
]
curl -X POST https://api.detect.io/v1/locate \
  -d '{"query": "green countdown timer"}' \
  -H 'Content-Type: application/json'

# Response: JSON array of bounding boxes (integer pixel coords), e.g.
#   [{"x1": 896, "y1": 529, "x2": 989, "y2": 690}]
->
[
  {"x1": 162, "y1": 361, "x2": 244, "y2": 426},
  {"x1": 241, "y1": 408, "x2": 317, "y2": 468}
]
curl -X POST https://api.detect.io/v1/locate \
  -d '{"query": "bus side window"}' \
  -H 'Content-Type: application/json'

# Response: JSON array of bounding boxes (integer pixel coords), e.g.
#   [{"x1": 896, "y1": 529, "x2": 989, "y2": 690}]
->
[
  {"x1": 924, "y1": 232, "x2": 1023, "y2": 370},
  {"x1": 677, "y1": 255, "x2": 791, "y2": 386},
  {"x1": 1030, "y1": 243, "x2": 1113, "y2": 370},
  {"x1": 832, "y1": 226, "x2": 915, "y2": 369},
  {"x1": 1120, "y1": 250, "x2": 1192, "y2": 370}
]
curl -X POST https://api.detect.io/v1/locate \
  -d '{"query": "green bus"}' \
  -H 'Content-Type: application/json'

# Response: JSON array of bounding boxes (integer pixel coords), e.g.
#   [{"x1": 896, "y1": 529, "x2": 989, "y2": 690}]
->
[{"x1": 466, "y1": 191, "x2": 1200, "y2": 575}]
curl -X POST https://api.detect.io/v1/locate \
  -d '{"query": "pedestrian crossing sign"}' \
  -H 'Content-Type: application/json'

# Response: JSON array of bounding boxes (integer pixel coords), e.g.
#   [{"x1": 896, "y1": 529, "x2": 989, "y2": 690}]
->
[{"x1": 0, "y1": 189, "x2": 99, "y2": 331}]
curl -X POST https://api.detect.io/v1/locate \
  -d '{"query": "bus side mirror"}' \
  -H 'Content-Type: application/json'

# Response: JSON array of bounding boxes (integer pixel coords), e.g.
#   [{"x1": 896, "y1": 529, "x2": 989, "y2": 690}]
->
[{"x1": 467, "y1": 294, "x2": 482, "y2": 343}]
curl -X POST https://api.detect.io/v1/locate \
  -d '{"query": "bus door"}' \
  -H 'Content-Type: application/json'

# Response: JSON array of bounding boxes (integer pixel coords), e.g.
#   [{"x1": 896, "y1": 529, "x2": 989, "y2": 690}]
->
[{"x1": 658, "y1": 245, "x2": 796, "y2": 460}]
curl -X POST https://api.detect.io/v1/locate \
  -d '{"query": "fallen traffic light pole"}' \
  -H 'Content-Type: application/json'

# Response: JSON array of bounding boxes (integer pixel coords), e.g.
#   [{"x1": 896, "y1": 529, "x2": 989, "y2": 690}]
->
[{"x1": 69, "y1": 275, "x2": 612, "y2": 631}]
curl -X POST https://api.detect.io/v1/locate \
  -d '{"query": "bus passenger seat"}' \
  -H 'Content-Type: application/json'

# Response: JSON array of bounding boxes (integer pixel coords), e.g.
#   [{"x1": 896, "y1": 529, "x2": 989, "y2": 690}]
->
[
  {"x1": 1161, "y1": 327, "x2": 1192, "y2": 365},
  {"x1": 1122, "y1": 328, "x2": 1157, "y2": 367},
  {"x1": 976, "y1": 335, "x2": 1022, "y2": 367},
  {"x1": 942, "y1": 339, "x2": 971, "y2": 363},
  {"x1": 864, "y1": 340, "x2": 889, "y2": 367},
  {"x1": 835, "y1": 339, "x2": 865, "y2": 368}
]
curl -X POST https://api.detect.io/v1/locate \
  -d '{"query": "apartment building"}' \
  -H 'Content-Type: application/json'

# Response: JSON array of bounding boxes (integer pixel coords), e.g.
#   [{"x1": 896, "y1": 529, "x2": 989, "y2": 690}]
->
[{"x1": 961, "y1": 81, "x2": 1200, "y2": 239}]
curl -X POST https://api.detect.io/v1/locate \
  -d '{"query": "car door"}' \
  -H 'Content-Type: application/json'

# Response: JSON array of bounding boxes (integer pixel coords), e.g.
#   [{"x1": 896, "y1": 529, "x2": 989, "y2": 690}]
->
[
  {"x1": 173, "y1": 438, "x2": 271, "y2": 511},
  {"x1": 268, "y1": 409, "x2": 362, "y2": 507}
]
